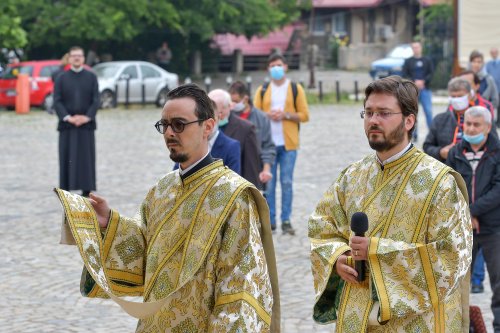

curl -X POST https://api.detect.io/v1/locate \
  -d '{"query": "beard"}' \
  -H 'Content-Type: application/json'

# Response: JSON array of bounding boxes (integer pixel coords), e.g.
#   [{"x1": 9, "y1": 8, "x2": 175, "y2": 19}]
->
[
  {"x1": 170, "y1": 150, "x2": 189, "y2": 163},
  {"x1": 166, "y1": 138, "x2": 189, "y2": 163},
  {"x1": 367, "y1": 120, "x2": 406, "y2": 152}
]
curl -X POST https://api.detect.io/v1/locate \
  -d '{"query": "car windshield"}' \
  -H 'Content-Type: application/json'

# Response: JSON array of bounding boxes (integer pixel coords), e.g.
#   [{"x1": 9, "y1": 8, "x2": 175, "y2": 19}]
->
[
  {"x1": 388, "y1": 46, "x2": 413, "y2": 59},
  {"x1": 2, "y1": 66, "x2": 33, "y2": 79},
  {"x1": 93, "y1": 64, "x2": 121, "y2": 79}
]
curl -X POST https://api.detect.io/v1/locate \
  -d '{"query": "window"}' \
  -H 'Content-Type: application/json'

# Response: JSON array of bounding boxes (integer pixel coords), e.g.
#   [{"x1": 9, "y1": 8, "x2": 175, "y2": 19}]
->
[
  {"x1": 3, "y1": 66, "x2": 33, "y2": 79},
  {"x1": 332, "y1": 13, "x2": 347, "y2": 35},
  {"x1": 122, "y1": 65, "x2": 138, "y2": 79},
  {"x1": 40, "y1": 65, "x2": 60, "y2": 78},
  {"x1": 312, "y1": 15, "x2": 328, "y2": 35},
  {"x1": 141, "y1": 65, "x2": 161, "y2": 79}
]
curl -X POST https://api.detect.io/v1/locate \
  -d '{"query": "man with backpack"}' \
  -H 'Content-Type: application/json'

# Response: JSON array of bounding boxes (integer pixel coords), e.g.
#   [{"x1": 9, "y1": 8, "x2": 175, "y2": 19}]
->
[{"x1": 254, "y1": 53, "x2": 309, "y2": 235}]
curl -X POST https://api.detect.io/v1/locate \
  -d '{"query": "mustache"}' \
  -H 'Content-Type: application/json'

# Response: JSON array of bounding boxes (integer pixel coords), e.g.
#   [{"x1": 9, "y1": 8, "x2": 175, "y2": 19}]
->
[
  {"x1": 166, "y1": 139, "x2": 180, "y2": 145},
  {"x1": 368, "y1": 126, "x2": 382, "y2": 131}
]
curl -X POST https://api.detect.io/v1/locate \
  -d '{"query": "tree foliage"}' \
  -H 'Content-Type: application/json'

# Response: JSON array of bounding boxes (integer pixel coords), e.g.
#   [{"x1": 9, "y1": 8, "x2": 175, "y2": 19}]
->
[
  {"x1": 17, "y1": 0, "x2": 302, "y2": 47},
  {"x1": 18, "y1": 0, "x2": 180, "y2": 46},
  {"x1": 419, "y1": 3, "x2": 454, "y2": 89},
  {"x1": 0, "y1": 1, "x2": 28, "y2": 49}
]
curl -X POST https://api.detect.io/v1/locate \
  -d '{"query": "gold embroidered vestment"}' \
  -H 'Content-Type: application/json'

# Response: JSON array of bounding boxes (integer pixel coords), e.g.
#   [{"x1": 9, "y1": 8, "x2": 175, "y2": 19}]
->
[
  {"x1": 56, "y1": 160, "x2": 279, "y2": 332},
  {"x1": 309, "y1": 148, "x2": 472, "y2": 332}
]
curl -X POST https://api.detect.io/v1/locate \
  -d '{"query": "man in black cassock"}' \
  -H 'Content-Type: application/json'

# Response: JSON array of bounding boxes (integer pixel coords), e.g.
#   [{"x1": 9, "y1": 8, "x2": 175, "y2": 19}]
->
[{"x1": 54, "y1": 46, "x2": 100, "y2": 197}]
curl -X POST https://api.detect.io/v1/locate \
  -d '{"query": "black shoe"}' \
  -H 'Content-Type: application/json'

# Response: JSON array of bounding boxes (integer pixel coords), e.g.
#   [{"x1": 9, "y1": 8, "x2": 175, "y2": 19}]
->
[
  {"x1": 271, "y1": 224, "x2": 276, "y2": 232},
  {"x1": 471, "y1": 283, "x2": 484, "y2": 294},
  {"x1": 282, "y1": 221, "x2": 296, "y2": 235}
]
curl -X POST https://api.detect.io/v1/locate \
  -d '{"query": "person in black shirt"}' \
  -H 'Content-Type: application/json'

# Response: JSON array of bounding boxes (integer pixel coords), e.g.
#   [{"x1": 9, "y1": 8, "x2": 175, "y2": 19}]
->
[
  {"x1": 402, "y1": 42, "x2": 434, "y2": 140},
  {"x1": 54, "y1": 46, "x2": 100, "y2": 197}
]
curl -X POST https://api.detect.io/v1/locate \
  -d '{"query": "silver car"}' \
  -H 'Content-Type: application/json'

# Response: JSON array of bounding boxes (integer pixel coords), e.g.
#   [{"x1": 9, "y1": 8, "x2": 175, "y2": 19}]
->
[{"x1": 93, "y1": 61, "x2": 179, "y2": 108}]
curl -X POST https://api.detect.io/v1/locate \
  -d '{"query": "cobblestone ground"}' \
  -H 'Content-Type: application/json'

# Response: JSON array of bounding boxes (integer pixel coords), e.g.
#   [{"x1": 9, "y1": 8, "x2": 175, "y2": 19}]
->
[{"x1": 0, "y1": 104, "x2": 494, "y2": 332}]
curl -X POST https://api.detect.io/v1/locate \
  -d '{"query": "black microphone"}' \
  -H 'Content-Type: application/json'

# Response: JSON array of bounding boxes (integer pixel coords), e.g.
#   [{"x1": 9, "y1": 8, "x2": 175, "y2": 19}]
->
[{"x1": 350, "y1": 212, "x2": 369, "y2": 282}]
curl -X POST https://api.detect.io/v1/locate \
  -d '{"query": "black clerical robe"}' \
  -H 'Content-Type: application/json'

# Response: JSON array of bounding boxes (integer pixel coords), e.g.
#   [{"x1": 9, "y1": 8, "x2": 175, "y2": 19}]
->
[{"x1": 54, "y1": 69, "x2": 100, "y2": 192}]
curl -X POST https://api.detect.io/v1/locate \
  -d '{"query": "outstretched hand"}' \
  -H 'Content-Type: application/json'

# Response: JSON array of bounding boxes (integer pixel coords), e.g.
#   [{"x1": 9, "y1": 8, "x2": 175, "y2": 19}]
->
[{"x1": 88, "y1": 193, "x2": 111, "y2": 228}]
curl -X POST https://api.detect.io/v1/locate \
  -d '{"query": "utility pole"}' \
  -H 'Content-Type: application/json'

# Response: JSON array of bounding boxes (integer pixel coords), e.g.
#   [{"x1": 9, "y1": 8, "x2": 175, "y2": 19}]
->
[
  {"x1": 419, "y1": 0, "x2": 425, "y2": 45},
  {"x1": 452, "y1": 0, "x2": 461, "y2": 75}
]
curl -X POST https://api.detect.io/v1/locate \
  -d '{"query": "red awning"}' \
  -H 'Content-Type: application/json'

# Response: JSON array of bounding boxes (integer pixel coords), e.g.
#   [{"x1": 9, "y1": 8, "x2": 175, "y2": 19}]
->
[
  {"x1": 312, "y1": 0, "x2": 382, "y2": 8},
  {"x1": 420, "y1": 0, "x2": 444, "y2": 5},
  {"x1": 213, "y1": 24, "x2": 303, "y2": 56}
]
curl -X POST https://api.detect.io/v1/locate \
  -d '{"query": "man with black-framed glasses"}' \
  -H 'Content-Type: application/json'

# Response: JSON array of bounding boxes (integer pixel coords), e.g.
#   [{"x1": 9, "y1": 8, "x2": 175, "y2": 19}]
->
[
  {"x1": 309, "y1": 76, "x2": 472, "y2": 332},
  {"x1": 55, "y1": 83, "x2": 280, "y2": 332}
]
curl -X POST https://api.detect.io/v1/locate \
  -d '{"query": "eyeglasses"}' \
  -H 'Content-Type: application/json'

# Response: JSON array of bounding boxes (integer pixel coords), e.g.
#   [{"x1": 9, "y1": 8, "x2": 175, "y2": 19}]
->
[
  {"x1": 154, "y1": 118, "x2": 205, "y2": 134},
  {"x1": 360, "y1": 110, "x2": 403, "y2": 119}
]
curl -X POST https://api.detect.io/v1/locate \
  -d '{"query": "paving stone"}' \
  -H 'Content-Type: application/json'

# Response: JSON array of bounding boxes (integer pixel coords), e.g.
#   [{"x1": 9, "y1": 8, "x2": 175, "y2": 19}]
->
[{"x1": 0, "y1": 104, "x2": 494, "y2": 332}]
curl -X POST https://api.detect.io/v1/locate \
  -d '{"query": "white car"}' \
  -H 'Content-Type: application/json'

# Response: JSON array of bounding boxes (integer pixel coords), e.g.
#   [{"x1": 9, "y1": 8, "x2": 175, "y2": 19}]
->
[
  {"x1": 369, "y1": 44, "x2": 414, "y2": 80},
  {"x1": 93, "y1": 61, "x2": 178, "y2": 108}
]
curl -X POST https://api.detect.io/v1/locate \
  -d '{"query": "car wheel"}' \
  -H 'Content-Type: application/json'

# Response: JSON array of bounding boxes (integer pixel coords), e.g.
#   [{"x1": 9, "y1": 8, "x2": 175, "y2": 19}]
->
[
  {"x1": 43, "y1": 93, "x2": 54, "y2": 113},
  {"x1": 6, "y1": 106, "x2": 15, "y2": 111},
  {"x1": 100, "y1": 90, "x2": 115, "y2": 109},
  {"x1": 156, "y1": 87, "x2": 169, "y2": 107}
]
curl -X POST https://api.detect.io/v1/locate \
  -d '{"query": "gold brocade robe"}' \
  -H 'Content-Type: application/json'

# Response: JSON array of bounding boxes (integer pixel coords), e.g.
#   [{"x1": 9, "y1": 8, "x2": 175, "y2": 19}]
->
[
  {"x1": 309, "y1": 147, "x2": 472, "y2": 332},
  {"x1": 55, "y1": 160, "x2": 280, "y2": 332}
]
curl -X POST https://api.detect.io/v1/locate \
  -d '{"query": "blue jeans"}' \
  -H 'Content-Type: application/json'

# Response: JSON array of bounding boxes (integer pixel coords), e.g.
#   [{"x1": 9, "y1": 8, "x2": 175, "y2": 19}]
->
[
  {"x1": 419, "y1": 88, "x2": 433, "y2": 129},
  {"x1": 472, "y1": 247, "x2": 485, "y2": 286},
  {"x1": 266, "y1": 146, "x2": 297, "y2": 227}
]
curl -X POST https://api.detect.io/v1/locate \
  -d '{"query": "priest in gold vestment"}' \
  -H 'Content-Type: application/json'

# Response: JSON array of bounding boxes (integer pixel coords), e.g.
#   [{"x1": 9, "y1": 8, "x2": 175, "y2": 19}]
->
[
  {"x1": 55, "y1": 84, "x2": 280, "y2": 332},
  {"x1": 309, "y1": 76, "x2": 472, "y2": 332}
]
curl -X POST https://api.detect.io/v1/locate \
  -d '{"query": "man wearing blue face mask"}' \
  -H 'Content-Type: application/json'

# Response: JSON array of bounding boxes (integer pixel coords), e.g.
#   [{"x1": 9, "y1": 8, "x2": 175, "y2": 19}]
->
[
  {"x1": 424, "y1": 77, "x2": 498, "y2": 162},
  {"x1": 446, "y1": 106, "x2": 500, "y2": 333},
  {"x1": 254, "y1": 53, "x2": 310, "y2": 235}
]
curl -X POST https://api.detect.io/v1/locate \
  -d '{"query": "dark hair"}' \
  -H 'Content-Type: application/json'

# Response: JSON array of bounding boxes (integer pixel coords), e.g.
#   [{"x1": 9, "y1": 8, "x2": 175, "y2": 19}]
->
[
  {"x1": 268, "y1": 53, "x2": 288, "y2": 65},
  {"x1": 229, "y1": 80, "x2": 253, "y2": 106},
  {"x1": 229, "y1": 80, "x2": 248, "y2": 97},
  {"x1": 469, "y1": 50, "x2": 484, "y2": 62},
  {"x1": 69, "y1": 46, "x2": 84, "y2": 54},
  {"x1": 166, "y1": 83, "x2": 215, "y2": 120},
  {"x1": 458, "y1": 70, "x2": 480, "y2": 85},
  {"x1": 364, "y1": 75, "x2": 419, "y2": 138}
]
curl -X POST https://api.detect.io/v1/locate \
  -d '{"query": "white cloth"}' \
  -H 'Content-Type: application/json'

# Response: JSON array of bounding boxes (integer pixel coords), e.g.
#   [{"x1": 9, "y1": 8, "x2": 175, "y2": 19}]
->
[
  {"x1": 376, "y1": 142, "x2": 412, "y2": 166},
  {"x1": 208, "y1": 130, "x2": 219, "y2": 151},
  {"x1": 269, "y1": 80, "x2": 289, "y2": 146}
]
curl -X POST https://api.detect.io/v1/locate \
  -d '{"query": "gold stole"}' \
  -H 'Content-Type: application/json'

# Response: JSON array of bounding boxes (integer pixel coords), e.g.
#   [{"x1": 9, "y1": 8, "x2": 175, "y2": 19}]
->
[
  {"x1": 335, "y1": 149, "x2": 455, "y2": 332},
  {"x1": 54, "y1": 165, "x2": 249, "y2": 319}
]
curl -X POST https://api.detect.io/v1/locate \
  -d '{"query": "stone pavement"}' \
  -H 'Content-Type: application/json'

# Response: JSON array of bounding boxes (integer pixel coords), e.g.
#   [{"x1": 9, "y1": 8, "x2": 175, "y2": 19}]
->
[{"x1": 0, "y1": 104, "x2": 494, "y2": 332}]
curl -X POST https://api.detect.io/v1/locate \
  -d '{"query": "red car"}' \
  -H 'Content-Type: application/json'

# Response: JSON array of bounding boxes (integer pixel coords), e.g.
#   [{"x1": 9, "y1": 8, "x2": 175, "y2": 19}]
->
[{"x1": 0, "y1": 60, "x2": 62, "y2": 110}]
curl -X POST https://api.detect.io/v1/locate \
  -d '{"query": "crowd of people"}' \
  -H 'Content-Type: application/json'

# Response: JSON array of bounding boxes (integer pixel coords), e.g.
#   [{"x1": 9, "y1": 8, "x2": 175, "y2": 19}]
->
[{"x1": 53, "y1": 42, "x2": 500, "y2": 332}]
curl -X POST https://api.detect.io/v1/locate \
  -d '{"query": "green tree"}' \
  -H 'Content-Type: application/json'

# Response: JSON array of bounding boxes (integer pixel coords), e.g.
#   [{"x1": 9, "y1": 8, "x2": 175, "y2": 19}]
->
[
  {"x1": 19, "y1": 0, "x2": 302, "y2": 49},
  {"x1": 0, "y1": 1, "x2": 27, "y2": 49},
  {"x1": 18, "y1": 0, "x2": 305, "y2": 75},
  {"x1": 18, "y1": 0, "x2": 180, "y2": 47},
  {"x1": 418, "y1": 3, "x2": 454, "y2": 89}
]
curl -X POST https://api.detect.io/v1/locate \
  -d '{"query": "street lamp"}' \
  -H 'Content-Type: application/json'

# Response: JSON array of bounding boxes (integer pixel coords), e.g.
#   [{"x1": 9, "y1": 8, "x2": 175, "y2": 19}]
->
[
  {"x1": 246, "y1": 75, "x2": 252, "y2": 95},
  {"x1": 204, "y1": 76, "x2": 212, "y2": 92}
]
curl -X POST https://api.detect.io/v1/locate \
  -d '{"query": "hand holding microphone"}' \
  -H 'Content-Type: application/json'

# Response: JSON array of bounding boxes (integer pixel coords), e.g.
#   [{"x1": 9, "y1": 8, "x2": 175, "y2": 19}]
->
[{"x1": 350, "y1": 212, "x2": 369, "y2": 282}]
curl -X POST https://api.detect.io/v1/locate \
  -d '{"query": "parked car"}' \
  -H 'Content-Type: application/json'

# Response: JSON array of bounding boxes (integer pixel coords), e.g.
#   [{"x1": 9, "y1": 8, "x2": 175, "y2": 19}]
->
[
  {"x1": 369, "y1": 44, "x2": 413, "y2": 80},
  {"x1": 93, "y1": 61, "x2": 179, "y2": 108},
  {"x1": 0, "y1": 60, "x2": 61, "y2": 110}
]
